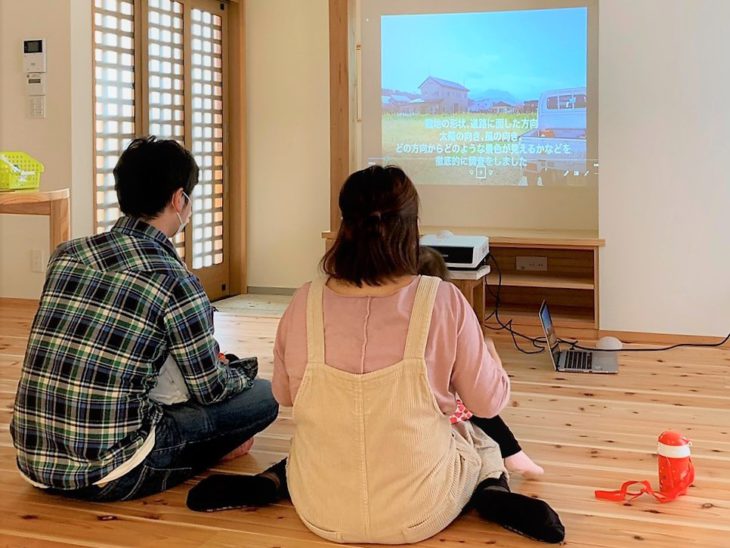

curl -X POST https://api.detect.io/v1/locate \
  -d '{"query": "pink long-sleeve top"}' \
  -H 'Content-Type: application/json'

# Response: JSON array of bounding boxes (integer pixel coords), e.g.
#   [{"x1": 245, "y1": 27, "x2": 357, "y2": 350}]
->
[{"x1": 272, "y1": 276, "x2": 510, "y2": 418}]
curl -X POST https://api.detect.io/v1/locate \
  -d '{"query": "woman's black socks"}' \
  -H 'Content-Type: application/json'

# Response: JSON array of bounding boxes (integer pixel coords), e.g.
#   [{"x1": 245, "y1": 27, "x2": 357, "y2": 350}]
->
[
  {"x1": 472, "y1": 474, "x2": 565, "y2": 544},
  {"x1": 188, "y1": 462, "x2": 565, "y2": 544},
  {"x1": 187, "y1": 458, "x2": 288, "y2": 512}
]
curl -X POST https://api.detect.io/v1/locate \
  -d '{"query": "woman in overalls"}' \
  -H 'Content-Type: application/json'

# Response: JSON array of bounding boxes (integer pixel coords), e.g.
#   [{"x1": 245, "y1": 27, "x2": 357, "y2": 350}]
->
[{"x1": 188, "y1": 165, "x2": 565, "y2": 543}]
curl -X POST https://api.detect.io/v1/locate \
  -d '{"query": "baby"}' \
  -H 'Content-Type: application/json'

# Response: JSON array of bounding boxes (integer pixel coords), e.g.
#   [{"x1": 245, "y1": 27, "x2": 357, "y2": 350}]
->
[
  {"x1": 149, "y1": 352, "x2": 259, "y2": 460},
  {"x1": 419, "y1": 246, "x2": 543, "y2": 479}
]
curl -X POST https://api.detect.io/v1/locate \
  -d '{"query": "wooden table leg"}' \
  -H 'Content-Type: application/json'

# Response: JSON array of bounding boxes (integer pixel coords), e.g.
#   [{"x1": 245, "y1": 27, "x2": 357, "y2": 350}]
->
[
  {"x1": 49, "y1": 196, "x2": 70, "y2": 252},
  {"x1": 465, "y1": 283, "x2": 475, "y2": 318},
  {"x1": 453, "y1": 278, "x2": 485, "y2": 325}
]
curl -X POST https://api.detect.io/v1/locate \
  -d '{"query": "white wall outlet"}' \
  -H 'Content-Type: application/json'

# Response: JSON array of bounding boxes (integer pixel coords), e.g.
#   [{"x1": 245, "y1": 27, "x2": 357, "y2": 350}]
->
[
  {"x1": 516, "y1": 256, "x2": 548, "y2": 271},
  {"x1": 30, "y1": 249, "x2": 48, "y2": 273}
]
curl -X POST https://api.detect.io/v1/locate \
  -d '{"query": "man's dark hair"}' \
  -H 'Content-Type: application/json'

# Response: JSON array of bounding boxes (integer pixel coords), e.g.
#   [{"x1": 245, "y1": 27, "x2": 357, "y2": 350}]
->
[
  {"x1": 114, "y1": 136, "x2": 199, "y2": 219},
  {"x1": 322, "y1": 165, "x2": 420, "y2": 287}
]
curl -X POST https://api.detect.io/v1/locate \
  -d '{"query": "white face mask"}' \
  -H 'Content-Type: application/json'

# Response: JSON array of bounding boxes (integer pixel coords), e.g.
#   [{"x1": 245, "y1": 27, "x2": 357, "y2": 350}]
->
[{"x1": 174, "y1": 191, "x2": 191, "y2": 236}]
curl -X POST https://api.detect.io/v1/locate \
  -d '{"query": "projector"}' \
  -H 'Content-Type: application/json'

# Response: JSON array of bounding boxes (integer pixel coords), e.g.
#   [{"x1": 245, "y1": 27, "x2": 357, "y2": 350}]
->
[{"x1": 420, "y1": 232, "x2": 489, "y2": 270}]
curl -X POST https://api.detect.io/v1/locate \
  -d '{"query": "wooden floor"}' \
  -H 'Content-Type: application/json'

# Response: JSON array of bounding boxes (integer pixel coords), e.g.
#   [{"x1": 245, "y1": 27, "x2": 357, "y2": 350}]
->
[{"x1": 1, "y1": 298, "x2": 729, "y2": 547}]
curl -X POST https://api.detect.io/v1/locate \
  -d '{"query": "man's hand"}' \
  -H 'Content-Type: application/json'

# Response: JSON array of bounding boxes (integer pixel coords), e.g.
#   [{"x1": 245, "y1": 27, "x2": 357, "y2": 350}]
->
[{"x1": 221, "y1": 353, "x2": 259, "y2": 380}]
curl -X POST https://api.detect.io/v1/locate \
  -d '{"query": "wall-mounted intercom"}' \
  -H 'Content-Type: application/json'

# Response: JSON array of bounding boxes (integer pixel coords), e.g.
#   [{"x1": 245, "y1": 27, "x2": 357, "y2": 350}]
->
[
  {"x1": 23, "y1": 39, "x2": 46, "y2": 72},
  {"x1": 23, "y1": 39, "x2": 47, "y2": 119}
]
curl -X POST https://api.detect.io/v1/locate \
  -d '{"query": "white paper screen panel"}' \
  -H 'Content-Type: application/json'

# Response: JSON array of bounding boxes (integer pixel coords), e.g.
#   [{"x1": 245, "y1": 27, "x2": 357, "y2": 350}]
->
[
  {"x1": 190, "y1": 8, "x2": 224, "y2": 269},
  {"x1": 93, "y1": 0, "x2": 135, "y2": 234},
  {"x1": 148, "y1": 0, "x2": 186, "y2": 257}
]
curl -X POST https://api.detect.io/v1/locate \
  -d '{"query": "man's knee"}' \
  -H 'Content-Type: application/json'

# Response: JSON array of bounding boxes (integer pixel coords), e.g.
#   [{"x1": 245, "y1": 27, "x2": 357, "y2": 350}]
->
[
  {"x1": 255, "y1": 379, "x2": 279, "y2": 420},
  {"x1": 234, "y1": 378, "x2": 279, "y2": 423}
]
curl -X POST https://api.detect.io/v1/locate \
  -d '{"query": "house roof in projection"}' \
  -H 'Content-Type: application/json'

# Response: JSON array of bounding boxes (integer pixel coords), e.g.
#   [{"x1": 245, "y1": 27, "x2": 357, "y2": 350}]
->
[{"x1": 418, "y1": 76, "x2": 469, "y2": 92}]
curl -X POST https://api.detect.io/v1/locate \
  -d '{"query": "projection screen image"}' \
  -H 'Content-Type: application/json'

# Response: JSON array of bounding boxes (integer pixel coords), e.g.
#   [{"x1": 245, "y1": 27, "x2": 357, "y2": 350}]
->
[{"x1": 376, "y1": 7, "x2": 590, "y2": 186}]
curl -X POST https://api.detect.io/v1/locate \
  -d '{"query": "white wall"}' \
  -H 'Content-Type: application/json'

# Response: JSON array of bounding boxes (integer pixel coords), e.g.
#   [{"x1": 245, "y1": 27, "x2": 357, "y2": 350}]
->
[
  {"x1": 599, "y1": 0, "x2": 730, "y2": 336},
  {"x1": 0, "y1": 0, "x2": 93, "y2": 299},
  {"x1": 245, "y1": 0, "x2": 331, "y2": 290},
  {"x1": 70, "y1": 0, "x2": 94, "y2": 239}
]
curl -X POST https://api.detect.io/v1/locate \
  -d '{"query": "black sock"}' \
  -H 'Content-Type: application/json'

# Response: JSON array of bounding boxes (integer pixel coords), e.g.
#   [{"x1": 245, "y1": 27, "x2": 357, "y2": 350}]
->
[
  {"x1": 187, "y1": 458, "x2": 288, "y2": 512},
  {"x1": 473, "y1": 474, "x2": 565, "y2": 544},
  {"x1": 260, "y1": 457, "x2": 288, "y2": 497}
]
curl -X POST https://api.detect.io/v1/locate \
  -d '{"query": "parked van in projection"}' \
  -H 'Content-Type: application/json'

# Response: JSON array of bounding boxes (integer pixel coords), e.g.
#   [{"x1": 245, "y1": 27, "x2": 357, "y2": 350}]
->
[{"x1": 520, "y1": 87, "x2": 587, "y2": 185}]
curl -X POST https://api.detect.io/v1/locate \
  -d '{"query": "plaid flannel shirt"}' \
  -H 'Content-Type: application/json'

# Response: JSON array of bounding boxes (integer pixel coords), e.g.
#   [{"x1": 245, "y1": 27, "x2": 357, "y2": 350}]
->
[{"x1": 10, "y1": 216, "x2": 251, "y2": 489}]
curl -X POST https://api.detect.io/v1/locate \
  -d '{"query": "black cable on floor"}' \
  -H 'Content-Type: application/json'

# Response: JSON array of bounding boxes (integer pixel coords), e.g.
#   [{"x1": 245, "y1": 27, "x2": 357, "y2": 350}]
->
[
  {"x1": 561, "y1": 333, "x2": 730, "y2": 353},
  {"x1": 483, "y1": 254, "x2": 546, "y2": 355},
  {"x1": 483, "y1": 254, "x2": 729, "y2": 354}
]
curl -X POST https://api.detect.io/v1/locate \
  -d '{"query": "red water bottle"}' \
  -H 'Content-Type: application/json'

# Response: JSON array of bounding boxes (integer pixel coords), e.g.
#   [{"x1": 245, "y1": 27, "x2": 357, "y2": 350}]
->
[
  {"x1": 657, "y1": 430, "x2": 694, "y2": 498},
  {"x1": 595, "y1": 430, "x2": 694, "y2": 503}
]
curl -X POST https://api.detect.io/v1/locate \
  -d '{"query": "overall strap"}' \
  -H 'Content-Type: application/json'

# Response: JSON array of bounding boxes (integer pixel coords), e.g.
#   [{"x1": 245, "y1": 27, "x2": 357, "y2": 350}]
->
[
  {"x1": 403, "y1": 276, "x2": 441, "y2": 360},
  {"x1": 306, "y1": 278, "x2": 326, "y2": 364}
]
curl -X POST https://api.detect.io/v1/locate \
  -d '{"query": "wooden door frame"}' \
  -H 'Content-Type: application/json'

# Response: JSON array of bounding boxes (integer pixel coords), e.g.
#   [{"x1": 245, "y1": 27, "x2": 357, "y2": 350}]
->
[
  {"x1": 227, "y1": 0, "x2": 247, "y2": 295},
  {"x1": 186, "y1": 0, "x2": 229, "y2": 300},
  {"x1": 91, "y1": 0, "x2": 247, "y2": 299},
  {"x1": 328, "y1": 0, "x2": 356, "y2": 233}
]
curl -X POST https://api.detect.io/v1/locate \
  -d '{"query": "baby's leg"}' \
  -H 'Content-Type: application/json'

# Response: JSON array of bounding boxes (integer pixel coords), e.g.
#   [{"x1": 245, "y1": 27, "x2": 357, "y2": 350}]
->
[
  {"x1": 470, "y1": 415, "x2": 544, "y2": 479},
  {"x1": 504, "y1": 450, "x2": 544, "y2": 479}
]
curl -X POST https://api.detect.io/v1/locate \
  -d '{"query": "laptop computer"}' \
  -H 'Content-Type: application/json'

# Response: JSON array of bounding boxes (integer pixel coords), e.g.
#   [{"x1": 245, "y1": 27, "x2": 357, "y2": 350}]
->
[{"x1": 539, "y1": 301, "x2": 619, "y2": 374}]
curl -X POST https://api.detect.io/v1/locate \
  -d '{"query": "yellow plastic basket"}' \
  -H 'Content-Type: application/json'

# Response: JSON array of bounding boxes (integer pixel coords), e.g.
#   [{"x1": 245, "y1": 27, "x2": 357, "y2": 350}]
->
[{"x1": 0, "y1": 152, "x2": 45, "y2": 191}]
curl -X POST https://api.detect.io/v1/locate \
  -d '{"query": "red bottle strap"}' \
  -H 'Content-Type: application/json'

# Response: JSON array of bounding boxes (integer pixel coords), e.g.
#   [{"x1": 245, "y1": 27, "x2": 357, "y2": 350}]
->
[
  {"x1": 595, "y1": 480, "x2": 658, "y2": 502},
  {"x1": 595, "y1": 461, "x2": 694, "y2": 504}
]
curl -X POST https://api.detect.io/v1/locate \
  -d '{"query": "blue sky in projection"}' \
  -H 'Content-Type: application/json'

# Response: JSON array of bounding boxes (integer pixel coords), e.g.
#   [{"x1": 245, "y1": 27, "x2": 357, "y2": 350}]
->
[{"x1": 381, "y1": 8, "x2": 587, "y2": 102}]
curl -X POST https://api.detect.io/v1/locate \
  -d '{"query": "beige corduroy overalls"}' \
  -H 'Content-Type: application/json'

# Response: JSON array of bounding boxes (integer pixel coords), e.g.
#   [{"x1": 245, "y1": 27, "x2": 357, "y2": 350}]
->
[{"x1": 287, "y1": 276, "x2": 505, "y2": 544}]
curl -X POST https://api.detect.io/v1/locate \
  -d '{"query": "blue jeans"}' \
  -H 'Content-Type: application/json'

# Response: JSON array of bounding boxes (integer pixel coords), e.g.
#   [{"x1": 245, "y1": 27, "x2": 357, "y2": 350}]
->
[{"x1": 54, "y1": 379, "x2": 278, "y2": 502}]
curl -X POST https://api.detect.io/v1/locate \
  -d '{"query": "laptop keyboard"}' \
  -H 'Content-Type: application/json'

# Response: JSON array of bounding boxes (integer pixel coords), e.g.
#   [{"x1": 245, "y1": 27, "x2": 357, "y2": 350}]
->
[{"x1": 564, "y1": 351, "x2": 592, "y2": 370}]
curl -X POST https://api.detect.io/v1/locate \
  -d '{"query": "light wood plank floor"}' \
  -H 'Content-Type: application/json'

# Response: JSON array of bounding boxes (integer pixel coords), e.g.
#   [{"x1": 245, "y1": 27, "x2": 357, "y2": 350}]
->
[{"x1": 1, "y1": 298, "x2": 729, "y2": 547}]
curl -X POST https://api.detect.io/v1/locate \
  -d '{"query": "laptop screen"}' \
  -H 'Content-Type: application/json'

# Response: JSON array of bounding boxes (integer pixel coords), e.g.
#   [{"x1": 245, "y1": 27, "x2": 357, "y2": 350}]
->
[{"x1": 539, "y1": 302, "x2": 561, "y2": 361}]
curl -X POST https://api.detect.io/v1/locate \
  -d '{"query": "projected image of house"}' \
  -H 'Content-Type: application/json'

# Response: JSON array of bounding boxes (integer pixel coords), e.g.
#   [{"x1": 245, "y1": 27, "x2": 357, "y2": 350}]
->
[
  {"x1": 382, "y1": 76, "x2": 469, "y2": 114},
  {"x1": 419, "y1": 76, "x2": 469, "y2": 113}
]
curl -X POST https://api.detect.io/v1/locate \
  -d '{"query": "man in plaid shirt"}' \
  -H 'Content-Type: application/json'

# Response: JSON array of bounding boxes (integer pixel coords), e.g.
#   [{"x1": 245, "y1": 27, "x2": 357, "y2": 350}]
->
[{"x1": 10, "y1": 137, "x2": 278, "y2": 501}]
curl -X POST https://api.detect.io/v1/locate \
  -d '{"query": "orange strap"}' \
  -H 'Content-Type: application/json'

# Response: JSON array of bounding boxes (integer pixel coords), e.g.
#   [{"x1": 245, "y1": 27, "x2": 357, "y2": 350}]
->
[{"x1": 595, "y1": 462, "x2": 694, "y2": 504}]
